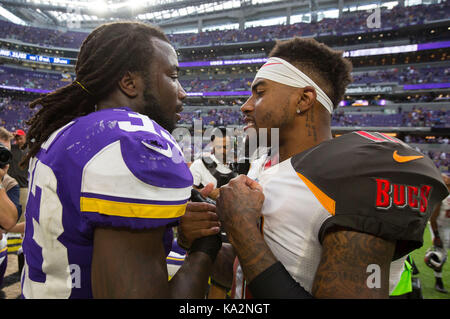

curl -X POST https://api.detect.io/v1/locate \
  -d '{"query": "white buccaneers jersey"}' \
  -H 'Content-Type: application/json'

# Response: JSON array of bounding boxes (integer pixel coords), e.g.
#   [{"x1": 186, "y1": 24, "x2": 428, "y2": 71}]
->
[{"x1": 232, "y1": 131, "x2": 448, "y2": 298}]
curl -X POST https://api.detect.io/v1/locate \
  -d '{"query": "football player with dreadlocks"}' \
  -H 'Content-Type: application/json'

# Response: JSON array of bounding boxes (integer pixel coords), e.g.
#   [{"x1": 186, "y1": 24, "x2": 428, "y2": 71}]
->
[{"x1": 20, "y1": 22, "x2": 221, "y2": 299}]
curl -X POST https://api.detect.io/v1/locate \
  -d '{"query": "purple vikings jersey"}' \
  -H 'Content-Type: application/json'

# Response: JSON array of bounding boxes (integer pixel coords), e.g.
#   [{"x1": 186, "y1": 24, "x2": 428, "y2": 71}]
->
[{"x1": 21, "y1": 107, "x2": 193, "y2": 298}]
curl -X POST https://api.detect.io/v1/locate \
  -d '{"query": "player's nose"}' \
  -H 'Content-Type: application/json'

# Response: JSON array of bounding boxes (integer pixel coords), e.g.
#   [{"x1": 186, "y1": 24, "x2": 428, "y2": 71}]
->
[
  {"x1": 240, "y1": 96, "x2": 254, "y2": 114},
  {"x1": 178, "y1": 83, "x2": 187, "y2": 100}
]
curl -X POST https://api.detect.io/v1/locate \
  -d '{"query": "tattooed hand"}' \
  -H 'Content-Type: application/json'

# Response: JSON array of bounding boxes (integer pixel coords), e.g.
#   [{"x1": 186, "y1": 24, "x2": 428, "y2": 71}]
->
[
  {"x1": 216, "y1": 175, "x2": 264, "y2": 245},
  {"x1": 216, "y1": 175, "x2": 277, "y2": 282}
]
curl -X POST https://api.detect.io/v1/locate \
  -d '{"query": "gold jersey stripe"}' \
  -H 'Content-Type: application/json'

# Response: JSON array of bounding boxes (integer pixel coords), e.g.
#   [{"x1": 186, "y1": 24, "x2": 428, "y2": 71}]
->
[{"x1": 80, "y1": 197, "x2": 186, "y2": 219}]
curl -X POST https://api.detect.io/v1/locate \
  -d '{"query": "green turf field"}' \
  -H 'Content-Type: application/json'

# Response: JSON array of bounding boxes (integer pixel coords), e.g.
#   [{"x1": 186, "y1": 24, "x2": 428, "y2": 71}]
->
[{"x1": 410, "y1": 225, "x2": 450, "y2": 299}]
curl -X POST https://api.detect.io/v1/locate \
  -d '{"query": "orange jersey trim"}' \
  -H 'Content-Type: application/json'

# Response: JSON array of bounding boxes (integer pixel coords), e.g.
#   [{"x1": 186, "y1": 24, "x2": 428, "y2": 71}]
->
[{"x1": 296, "y1": 172, "x2": 336, "y2": 215}]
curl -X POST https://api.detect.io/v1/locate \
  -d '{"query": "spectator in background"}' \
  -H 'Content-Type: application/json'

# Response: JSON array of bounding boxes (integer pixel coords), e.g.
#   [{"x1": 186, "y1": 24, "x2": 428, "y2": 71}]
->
[
  {"x1": 189, "y1": 127, "x2": 237, "y2": 200},
  {"x1": 6, "y1": 129, "x2": 27, "y2": 274},
  {"x1": 0, "y1": 127, "x2": 21, "y2": 290},
  {"x1": 8, "y1": 129, "x2": 28, "y2": 220},
  {"x1": 0, "y1": 128, "x2": 21, "y2": 230}
]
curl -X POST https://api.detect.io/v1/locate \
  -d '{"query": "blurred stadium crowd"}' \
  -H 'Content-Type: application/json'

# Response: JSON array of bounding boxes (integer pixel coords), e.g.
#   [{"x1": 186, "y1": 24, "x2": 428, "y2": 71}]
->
[{"x1": 0, "y1": 2, "x2": 448, "y2": 50}]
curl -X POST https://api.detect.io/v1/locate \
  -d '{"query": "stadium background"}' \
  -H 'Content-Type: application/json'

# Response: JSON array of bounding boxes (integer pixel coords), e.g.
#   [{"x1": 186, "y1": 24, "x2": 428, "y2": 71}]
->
[{"x1": 0, "y1": 0, "x2": 448, "y2": 299}]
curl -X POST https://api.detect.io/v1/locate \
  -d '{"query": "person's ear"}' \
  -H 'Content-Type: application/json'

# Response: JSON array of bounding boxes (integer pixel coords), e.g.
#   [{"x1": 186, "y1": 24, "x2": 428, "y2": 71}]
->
[
  {"x1": 117, "y1": 71, "x2": 140, "y2": 98},
  {"x1": 296, "y1": 86, "x2": 317, "y2": 115}
]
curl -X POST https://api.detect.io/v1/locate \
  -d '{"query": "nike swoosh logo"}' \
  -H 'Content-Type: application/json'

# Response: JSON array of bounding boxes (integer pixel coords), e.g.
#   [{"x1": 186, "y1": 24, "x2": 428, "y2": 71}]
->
[
  {"x1": 393, "y1": 150, "x2": 424, "y2": 163},
  {"x1": 142, "y1": 141, "x2": 173, "y2": 158}
]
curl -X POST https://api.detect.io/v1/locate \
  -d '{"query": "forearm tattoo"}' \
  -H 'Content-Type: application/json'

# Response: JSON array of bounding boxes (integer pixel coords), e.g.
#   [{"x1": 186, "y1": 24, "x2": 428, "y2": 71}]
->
[{"x1": 312, "y1": 227, "x2": 395, "y2": 298}]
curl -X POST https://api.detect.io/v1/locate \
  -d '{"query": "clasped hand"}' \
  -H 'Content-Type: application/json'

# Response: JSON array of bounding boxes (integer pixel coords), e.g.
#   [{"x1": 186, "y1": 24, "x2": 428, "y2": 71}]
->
[
  {"x1": 215, "y1": 175, "x2": 265, "y2": 244},
  {"x1": 178, "y1": 183, "x2": 221, "y2": 249}
]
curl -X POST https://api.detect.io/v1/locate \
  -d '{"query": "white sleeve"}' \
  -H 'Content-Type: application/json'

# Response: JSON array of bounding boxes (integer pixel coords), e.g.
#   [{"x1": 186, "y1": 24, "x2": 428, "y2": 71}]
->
[
  {"x1": 80, "y1": 140, "x2": 192, "y2": 230},
  {"x1": 189, "y1": 159, "x2": 204, "y2": 187}
]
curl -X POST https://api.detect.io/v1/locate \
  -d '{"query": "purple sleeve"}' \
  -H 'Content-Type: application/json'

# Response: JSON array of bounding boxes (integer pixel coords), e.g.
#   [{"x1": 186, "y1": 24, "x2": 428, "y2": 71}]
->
[{"x1": 79, "y1": 124, "x2": 193, "y2": 231}]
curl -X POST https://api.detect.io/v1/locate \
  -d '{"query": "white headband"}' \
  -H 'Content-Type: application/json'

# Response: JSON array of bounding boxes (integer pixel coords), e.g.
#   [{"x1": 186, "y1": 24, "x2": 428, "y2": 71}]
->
[{"x1": 254, "y1": 57, "x2": 334, "y2": 114}]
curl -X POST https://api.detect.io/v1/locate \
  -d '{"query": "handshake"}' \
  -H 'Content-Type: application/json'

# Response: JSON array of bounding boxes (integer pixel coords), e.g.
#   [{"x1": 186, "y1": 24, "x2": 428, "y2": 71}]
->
[
  {"x1": 178, "y1": 187, "x2": 221, "y2": 262},
  {"x1": 177, "y1": 175, "x2": 265, "y2": 262}
]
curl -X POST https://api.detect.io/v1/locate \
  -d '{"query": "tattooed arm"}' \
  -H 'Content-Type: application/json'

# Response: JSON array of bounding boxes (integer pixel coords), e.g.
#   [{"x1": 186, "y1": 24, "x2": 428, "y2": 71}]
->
[
  {"x1": 216, "y1": 175, "x2": 273, "y2": 282},
  {"x1": 217, "y1": 176, "x2": 395, "y2": 298},
  {"x1": 312, "y1": 226, "x2": 396, "y2": 298}
]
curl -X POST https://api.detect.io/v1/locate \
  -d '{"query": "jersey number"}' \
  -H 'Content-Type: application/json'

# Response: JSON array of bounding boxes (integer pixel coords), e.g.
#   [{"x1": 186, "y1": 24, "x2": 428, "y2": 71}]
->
[
  {"x1": 117, "y1": 112, "x2": 183, "y2": 155},
  {"x1": 22, "y1": 158, "x2": 72, "y2": 298},
  {"x1": 356, "y1": 131, "x2": 403, "y2": 144}
]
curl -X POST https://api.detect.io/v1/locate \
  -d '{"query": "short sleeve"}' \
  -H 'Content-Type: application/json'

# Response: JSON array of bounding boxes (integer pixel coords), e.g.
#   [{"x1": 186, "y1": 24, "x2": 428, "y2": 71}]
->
[
  {"x1": 189, "y1": 159, "x2": 204, "y2": 187},
  {"x1": 79, "y1": 130, "x2": 193, "y2": 230},
  {"x1": 292, "y1": 131, "x2": 449, "y2": 260}
]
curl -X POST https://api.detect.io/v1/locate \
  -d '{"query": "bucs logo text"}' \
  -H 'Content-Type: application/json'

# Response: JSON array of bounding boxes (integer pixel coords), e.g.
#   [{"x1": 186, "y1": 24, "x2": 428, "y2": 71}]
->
[{"x1": 375, "y1": 178, "x2": 432, "y2": 213}]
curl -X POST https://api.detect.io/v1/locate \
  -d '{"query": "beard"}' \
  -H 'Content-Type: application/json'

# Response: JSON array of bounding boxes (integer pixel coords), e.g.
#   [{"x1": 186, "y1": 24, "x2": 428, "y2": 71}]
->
[{"x1": 141, "y1": 85, "x2": 176, "y2": 133}]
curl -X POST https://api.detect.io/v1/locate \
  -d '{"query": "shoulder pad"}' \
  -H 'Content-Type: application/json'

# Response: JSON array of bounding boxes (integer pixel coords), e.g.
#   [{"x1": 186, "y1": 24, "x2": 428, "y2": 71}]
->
[{"x1": 291, "y1": 131, "x2": 449, "y2": 259}]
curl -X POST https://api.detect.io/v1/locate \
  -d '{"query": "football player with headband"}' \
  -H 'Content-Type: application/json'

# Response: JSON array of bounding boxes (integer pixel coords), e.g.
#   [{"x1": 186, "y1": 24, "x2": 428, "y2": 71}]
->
[{"x1": 214, "y1": 37, "x2": 449, "y2": 298}]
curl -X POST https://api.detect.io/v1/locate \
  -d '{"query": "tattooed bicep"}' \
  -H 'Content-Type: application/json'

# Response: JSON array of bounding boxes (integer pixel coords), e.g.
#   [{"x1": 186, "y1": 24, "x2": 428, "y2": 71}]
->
[{"x1": 312, "y1": 226, "x2": 395, "y2": 299}]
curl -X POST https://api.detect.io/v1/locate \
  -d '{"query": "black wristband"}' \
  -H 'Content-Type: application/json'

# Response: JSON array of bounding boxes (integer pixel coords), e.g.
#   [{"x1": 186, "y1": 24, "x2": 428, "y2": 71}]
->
[
  {"x1": 189, "y1": 233, "x2": 222, "y2": 262},
  {"x1": 188, "y1": 188, "x2": 221, "y2": 261},
  {"x1": 248, "y1": 261, "x2": 313, "y2": 299}
]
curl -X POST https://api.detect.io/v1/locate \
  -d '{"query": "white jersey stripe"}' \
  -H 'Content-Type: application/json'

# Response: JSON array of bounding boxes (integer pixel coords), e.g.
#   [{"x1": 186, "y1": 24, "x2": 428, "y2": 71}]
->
[{"x1": 81, "y1": 141, "x2": 192, "y2": 202}]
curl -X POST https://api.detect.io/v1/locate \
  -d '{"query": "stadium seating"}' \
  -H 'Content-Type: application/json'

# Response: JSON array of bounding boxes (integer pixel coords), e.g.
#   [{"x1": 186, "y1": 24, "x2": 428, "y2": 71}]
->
[
  {"x1": 0, "y1": 2, "x2": 447, "y2": 174},
  {"x1": 0, "y1": 66, "x2": 70, "y2": 91},
  {"x1": 0, "y1": 2, "x2": 448, "y2": 50},
  {"x1": 351, "y1": 67, "x2": 450, "y2": 85},
  {"x1": 1, "y1": 65, "x2": 448, "y2": 94},
  {"x1": 0, "y1": 97, "x2": 35, "y2": 130}
]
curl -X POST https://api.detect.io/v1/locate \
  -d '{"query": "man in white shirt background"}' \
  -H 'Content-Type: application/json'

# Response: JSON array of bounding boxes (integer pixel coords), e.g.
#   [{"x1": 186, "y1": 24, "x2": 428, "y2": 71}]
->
[{"x1": 189, "y1": 127, "x2": 237, "y2": 200}]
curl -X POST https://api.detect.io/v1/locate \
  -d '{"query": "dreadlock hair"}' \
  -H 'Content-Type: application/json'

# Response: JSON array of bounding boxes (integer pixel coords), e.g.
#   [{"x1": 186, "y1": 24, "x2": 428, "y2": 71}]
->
[
  {"x1": 21, "y1": 21, "x2": 169, "y2": 168},
  {"x1": 268, "y1": 37, "x2": 353, "y2": 110}
]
